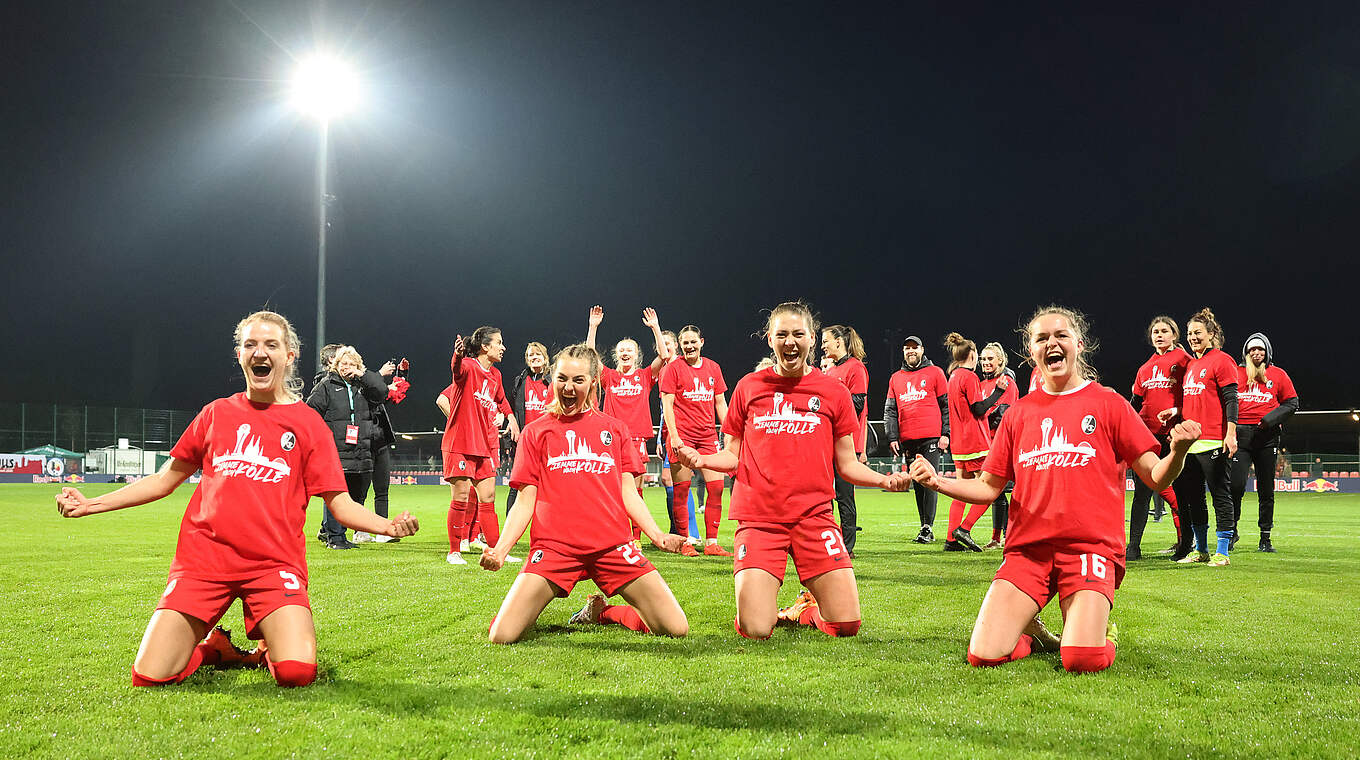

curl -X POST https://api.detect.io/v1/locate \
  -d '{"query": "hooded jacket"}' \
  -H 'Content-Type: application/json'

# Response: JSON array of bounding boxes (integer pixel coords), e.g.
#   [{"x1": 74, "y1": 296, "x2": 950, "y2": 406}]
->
[{"x1": 1241, "y1": 332, "x2": 1299, "y2": 431}]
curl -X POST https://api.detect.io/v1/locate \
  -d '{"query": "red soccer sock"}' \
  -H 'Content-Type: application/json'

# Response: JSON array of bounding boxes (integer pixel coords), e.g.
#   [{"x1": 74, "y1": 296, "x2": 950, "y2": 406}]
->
[
  {"x1": 704, "y1": 481, "x2": 724, "y2": 540},
  {"x1": 961, "y1": 501, "x2": 990, "y2": 531},
  {"x1": 131, "y1": 646, "x2": 206, "y2": 687},
  {"x1": 967, "y1": 634, "x2": 1034, "y2": 667},
  {"x1": 600, "y1": 605, "x2": 651, "y2": 633},
  {"x1": 672, "y1": 481, "x2": 691, "y2": 534},
  {"x1": 267, "y1": 657, "x2": 317, "y2": 688},
  {"x1": 465, "y1": 499, "x2": 482, "y2": 541},
  {"x1": 632, "y1": 488, "x2": 644, "y2": 541},
  {"x1": 477, "y1": 501, "x2": 501, "y2": 547},
  {"x1": 947, "y1": 500, "x2": 965, "y2": 535},
  {"x1": 447, "y1": 499, "x2": 468, "y2": 553},
  {"x1": 796, "y1": 606, "x2": 860, "y2": 637},
  {"x1": 1061, "y1": 641, "x2": 1117, "y2": 673}
]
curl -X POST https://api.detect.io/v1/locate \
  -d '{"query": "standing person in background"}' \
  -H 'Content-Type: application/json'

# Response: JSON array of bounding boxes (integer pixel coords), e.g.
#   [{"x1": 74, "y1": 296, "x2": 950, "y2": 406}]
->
[
  {"x1": 506, "y1": 342, "x2": 552, "y2": 516},
  {"x1": 885, "y1": 335, "x2": 950, "y2": 544},
  {"x1": 585, "y1": 305, "x2": 672, "y2": 542},
  {"x1": 441, "y1": 327, "x2": 521, "y2": 566},
  {"x1": 821, "y1": 324, "x2": 870, "y2": 557},
  {"x1": 355, "y1": 356, "x2": 408, "y2": 544},
  {"x1": 660, "y1": 324, "x2": 730, "y2": 557},
  {"x1": 1231, "y1": 333, "x2": 1298, "y2": 553},
  {"x1": 943, "y1": 333, "x2": 1008, "y2": 552},
  {"x1": 1129, "y1": 316, "x2": 1190, "y2": 560},
  {"x1": 307, "y1": 346, "x2": 391, "y2": 550},
  {"x1": 978, "y1": 343, "x2": 1018, "y2": 550},
  {"x1": 1168, "y1": 308, "x2": 1239, "y2": 567},
  {"x1": 655, "y1": 331, "x2": 683, "y2": 535}
]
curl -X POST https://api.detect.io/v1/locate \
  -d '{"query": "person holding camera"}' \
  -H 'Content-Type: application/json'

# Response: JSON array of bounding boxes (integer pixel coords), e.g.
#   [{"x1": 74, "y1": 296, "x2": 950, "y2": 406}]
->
[
  {"x1": 307, "y1": 345, "x2": 392, "y2": 549},
  {"x1": 357, "y1": 357, "x2": 409, "y2": 544}
]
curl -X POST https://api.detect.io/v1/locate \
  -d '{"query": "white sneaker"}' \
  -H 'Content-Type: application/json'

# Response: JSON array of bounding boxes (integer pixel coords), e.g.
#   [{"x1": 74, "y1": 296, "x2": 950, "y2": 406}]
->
[
  {"x1": 459, "y1": 539, "x2": 470, "y2": 553},
  {"x1": 352, "y1": 531, "x2": 374, "y2": 543},
  {"x1": 469, "y1": 537, "x2": 487, "y2": 552},
  {"x1": 445, "y1": 552, "x2": 467, "y2": 565},
  {"x1": 373, "y1": 534, "x2": 398, "y2": 543},
  {"x1": 504, "y1": 554, "x2": 522, "y2": 564},
  {"x1": 687, "y1": 536, "x2": 702, "y2": 546}
]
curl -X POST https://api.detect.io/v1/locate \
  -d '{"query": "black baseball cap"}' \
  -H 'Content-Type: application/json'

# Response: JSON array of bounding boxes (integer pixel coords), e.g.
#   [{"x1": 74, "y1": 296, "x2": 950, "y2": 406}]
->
[{"x1": 902, "y1": 335, "x2": 923, "y2": 347}]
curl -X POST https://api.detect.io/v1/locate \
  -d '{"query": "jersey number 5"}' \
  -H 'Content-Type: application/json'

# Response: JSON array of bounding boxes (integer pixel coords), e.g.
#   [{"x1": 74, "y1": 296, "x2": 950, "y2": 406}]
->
[{"x1": 278, "y1": 570, "x2": 301, "y2": 590}]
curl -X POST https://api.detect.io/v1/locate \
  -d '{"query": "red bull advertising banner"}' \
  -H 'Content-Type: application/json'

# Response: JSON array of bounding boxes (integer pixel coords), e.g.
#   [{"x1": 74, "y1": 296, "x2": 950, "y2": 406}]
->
[{"x1": 1123, "y1": 476, "x2": 1357, "y2": 493}]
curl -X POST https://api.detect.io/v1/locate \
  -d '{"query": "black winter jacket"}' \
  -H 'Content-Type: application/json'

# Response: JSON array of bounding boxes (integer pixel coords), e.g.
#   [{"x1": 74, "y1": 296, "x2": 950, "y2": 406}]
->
[{"x1": 307, "y1": 369, "x2": 388, "y2": 473}]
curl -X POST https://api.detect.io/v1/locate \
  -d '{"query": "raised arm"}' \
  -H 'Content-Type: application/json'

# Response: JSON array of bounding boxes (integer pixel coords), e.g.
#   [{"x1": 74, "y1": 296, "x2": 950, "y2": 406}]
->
[
  {"x1": 56, "y1": 458, "x2": 198, "y2": 518},
  {"x1": 585, "y1": 305, "x2": 603, "y2": 351},
  {"x1": 642, "y1": 308, "x2": 670, "y2": 376},
  {"x1": 451, "y1": 335, "x2": 468, "y2": 381}
]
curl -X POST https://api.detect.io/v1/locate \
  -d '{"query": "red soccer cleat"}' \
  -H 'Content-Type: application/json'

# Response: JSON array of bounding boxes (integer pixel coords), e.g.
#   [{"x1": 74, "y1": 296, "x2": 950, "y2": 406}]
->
[
  {"x1": 703, "y1": 543, "x2": 733, "y2": 557},
  {"x1": 776, "y1": 589, "x2": 817, "y2": 625},
  {"x1": 679, "y1": 543, "x2": 700, "y2": 557},
  {"x1": 201, "y1": 626, "x2": 261, "y2": 669}
]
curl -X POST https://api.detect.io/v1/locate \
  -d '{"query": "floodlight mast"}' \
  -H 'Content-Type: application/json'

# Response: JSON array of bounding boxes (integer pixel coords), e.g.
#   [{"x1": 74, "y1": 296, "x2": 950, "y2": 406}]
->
[{"x1": 290, "y1": 55, "x2": 359, "y2": 376}]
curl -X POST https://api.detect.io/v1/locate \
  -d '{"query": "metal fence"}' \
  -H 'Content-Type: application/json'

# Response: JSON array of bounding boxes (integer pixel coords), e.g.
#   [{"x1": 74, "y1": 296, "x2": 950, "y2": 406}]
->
[{"x1": 0, "y1": 402, "x2": 196, "y2": 455}]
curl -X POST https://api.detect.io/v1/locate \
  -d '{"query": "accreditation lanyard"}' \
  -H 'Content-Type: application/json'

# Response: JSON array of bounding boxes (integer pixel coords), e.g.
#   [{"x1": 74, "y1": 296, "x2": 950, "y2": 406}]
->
[{"x1": 344, "y1": 382, "x2": 359, "y2": 444}]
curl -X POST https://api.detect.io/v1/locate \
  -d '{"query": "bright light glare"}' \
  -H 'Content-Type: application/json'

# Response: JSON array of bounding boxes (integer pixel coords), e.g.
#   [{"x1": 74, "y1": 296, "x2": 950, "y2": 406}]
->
[{"x1": 291, "y1": 55, "x2": 360, "y2": 119}]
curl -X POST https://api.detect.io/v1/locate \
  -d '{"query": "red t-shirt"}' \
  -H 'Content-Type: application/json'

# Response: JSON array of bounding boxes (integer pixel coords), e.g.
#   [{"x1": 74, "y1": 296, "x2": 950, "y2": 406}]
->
[
  {"x1": 947, "y1": 368, "x2": 992, "y2": 457},
  {"x1": 1181, "y1": 348, "x2": 1238, "y2": 440},
  {"x1": 1028, "y1": 369, "x2": 1042, "y2": 394},
  {"x1": 1131, "y1": 348, "x2": 1191, "y2": 435},
  {"x1": 983, "y1": 381, "x2": 1158, "y2": 566},
  {"x1": 601, "y1": 366, "x2": 658, "y2": 439},
  {"x1": 168, "y1": 393, "x2": 346, "y2": 583},
  {"x1": 1236, "y1": 365, "x2": 1297, "y2": 426},
  {"x1": 887, "y1": 365, "x2": 949, "y2": 439},
  {"x1": 660, "y1": 357, "x2": 727, "y2": 447},
  {"x1": 723, "y1": 368, "x2": 858, "y2": 523},
  {"x1": 825, "y1": 357, "x2": 869, "y2": 452},
  {"x1": 442, "y1": 357, "x2": 507, "y2": 457},
  {"x1": 522, "y1": 375, "x2": 550, "y2": 427},
  {"x1": 509, "y1": 411, "x2": 644, "y2": 554},
  {"x1": 980, "y1": 374, "x2": 1019, "y2": 423}
]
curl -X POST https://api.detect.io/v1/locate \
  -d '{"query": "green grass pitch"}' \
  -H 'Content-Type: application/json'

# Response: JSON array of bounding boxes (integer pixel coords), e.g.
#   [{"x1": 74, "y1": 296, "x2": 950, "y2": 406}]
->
[{"x1": 3, "y1": 484, "x2": 1358, "y2": 759}]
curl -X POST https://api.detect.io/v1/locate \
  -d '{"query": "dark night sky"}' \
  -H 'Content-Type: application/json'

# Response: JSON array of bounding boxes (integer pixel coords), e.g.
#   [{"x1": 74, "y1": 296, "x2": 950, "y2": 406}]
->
[{"x1": 5, "y1": 2, "x2": 1359, "y2": 435}]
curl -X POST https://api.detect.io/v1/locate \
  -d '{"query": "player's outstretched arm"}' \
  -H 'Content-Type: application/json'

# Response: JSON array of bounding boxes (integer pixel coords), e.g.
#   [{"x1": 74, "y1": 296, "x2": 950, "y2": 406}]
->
[
  {"x1": 55, "y1": 458, "x2": 197, "y2": 518},
  {"x1": 620, "y1": 473, "x2": 685, "y2": 552},
  {"x1": 833, "y1": 436, "x2": 908, "y2": 491},
  {"x1": 1134, "y1": 419, "x2": 1202, "y2": 491},
  {"x1": 642, "y1": 308, "x2": 670, "y2": 374},
  {"x1": 482, "y1": 485, "x2": 536, "y2": 571},
  {"x1": 585, "y1": 305, "x2": 603, "y2": 351},
  {"x1": 323, "y1": 492, "x2": 419, "y2": 538},
  {"x1": 908, "y1": 455, "x2": 1005, "y2": 503},
  {"x1": 679, "y1": 434, "x2": 740, "y2": 474}
]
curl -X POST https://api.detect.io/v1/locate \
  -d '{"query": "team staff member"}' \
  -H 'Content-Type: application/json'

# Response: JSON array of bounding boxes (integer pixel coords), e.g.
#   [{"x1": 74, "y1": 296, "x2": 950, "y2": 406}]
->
[
  {"x1": 1231, "y1": 333, "x2": 1298, "y2": 553},
  {"x1": 660, "y1": 324, "x2": 730, "y2": 557},
  {"x1": 506, "y1": 342, "x2": 551, "y2": 515},
  {"x1": 911, "y1": 305, "x2": 1199, "y2": 673},
  {"x1": 822, "y1": 324, "x2": 869, "y2": 556},
  {"x1": 943, "y1": 333, "x2": 1008, "y2": 552},
  {"x1": 978, "y1": 342, "x2": 1018, "y2": 550},
  {"x1": 360, "y1": 357, "x2": 409, "y2": 544},
  {"x1": 481, "y1": 344, "x2": 688, "y2": 643},
  {"x1": 675, "y1": 302, "x2": 909, "y2": 640},
  {"x1": 1128, "y1": 316, "x2": 1190, "y2": 560},
  {"x1": 442, "y1": 327, "x2": 521, "y2": 566},
  {"x1": 1167, "y1": 308, "x2": 1239, "y2": 566},
  {"x1": 885, "y1": 335, "x2": 950, "y2": 544},
  {"x1": 585, "y1": 305, "x2": 673, "y2": 539},
  {"x1": 56, "y1": 311, "x2": 418, "y2": 688}
]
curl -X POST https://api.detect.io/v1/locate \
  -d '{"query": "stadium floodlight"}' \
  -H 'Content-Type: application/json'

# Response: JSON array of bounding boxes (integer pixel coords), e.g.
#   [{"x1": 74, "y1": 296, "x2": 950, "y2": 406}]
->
[{"x1": 290, "y1": 55, "x2": 360, "y2": 120}]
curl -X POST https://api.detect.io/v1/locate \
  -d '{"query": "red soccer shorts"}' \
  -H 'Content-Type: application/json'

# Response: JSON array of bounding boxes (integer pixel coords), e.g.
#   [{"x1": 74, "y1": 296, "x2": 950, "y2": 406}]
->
[
  {"x1": 994, "y1": 544, "x2": 1123, "y2": 609},
  {"x1": 520, "y1": 543, "x2": 656, "y2": 597},
  {"x1": 671, "y1": 436, "x2": 718, "y2": 460},
  {"x1": 633, "y1": 437, "x2": 650, "y2": 461},
  {"x1": 953, "y1": 456, "x2": 986, "y2": 474},
  {"x1": 733, "y1": 511, "x2": 852, "y2": 585},
  {"x1": 156, "y1": 568, "x2": 310, "y2": 640},
  {"x1": 443, "y1": 452, "x2": 494, "y2": 481}
]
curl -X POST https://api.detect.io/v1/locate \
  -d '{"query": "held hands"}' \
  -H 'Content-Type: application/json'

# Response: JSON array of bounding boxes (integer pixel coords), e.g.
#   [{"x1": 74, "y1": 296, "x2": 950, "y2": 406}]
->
[
  {"x1": 386, "y1": 511, "x2": 420, "y2": 538},
  {"x1": 1168, "y1": 419, "x2": 1203, "y2": 454},
  {"x1": 908, "y1": 454, "x2": 943, "y2": 491},
  {"x1": 673, "y1": 445, "x2": 703, "y2": 470},
  {"x1": 589, "y1": 305, "x2": 604, "y2": 327},
  {"x1": 479, "y1": 548, "x2": 503, "y2": 571},
  {"x1": 55, "y1": 487, "x2": 92, "y2": 518},
  {"x1": 653, "y1": 533, "x2": 688, "y2": 554},
  {"x1": 880, "y1": 471, "x2": 911, "y2": 492},
  {"x1": 641, "y1": 307, "x2": 659, "y2": 329}
]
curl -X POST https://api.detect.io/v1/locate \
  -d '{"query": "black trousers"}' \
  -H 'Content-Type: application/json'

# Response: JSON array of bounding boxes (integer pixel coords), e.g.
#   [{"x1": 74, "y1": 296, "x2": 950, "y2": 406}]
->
[
  {"x1": 370, "y1": 443, "x2": 391, "y2": 519},
  {"x1": 320, "y1": 470, "x2": 373, "y2": 541},
  {"x1": 1172, "y1": 448, "x2": 1234, "y2": 552},
  {"x1": 898, "y1": 438, "x2": 941, "y2": 527},
  {"x1": 833, "y1": 473, "x2": 857, "y2": 552},
  {"x1": 1128, "y1": 434, "x2": 1172, "y2": 550},
  {"x1": 1230, "y1": 425, "x2": 1279, "y2": 534}
]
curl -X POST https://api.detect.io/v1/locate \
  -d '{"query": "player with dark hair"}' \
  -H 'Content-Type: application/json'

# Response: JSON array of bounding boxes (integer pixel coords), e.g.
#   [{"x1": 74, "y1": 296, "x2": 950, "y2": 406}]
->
[
  {"x1": 978, "y1": 342, "x2": 1018, "y2": 550},
  {"x1": 55, "y1": 311, "x2": 418, "y2": 688},
  {"x1": 821, "y1": 323, "x2": 869, "y2": 556},
  {"x1": 1231, "y1": 332, "x2": 1298, "y2": 553},
  {"x1": 481, "y1": 344, "x2": 689, "y2": 643},
  {"x1": 660, "y1": 324, "x2": 730, "y2": 557},
  {"x1": 885, "y1": 335, "x2": 950, "y2": 544},
  {"x1": 1128, "y1": 316, "x2": 1190, "y2": 560},
  {"x1": 942, "y1": 332, "x2": 1008, "y2": 551},
  {"x1": 675, "y1": 302, "x2": 910, "y2": 640},
  {"x1": 911, "y1": 305, "x2": 1199, "y2": 673}
]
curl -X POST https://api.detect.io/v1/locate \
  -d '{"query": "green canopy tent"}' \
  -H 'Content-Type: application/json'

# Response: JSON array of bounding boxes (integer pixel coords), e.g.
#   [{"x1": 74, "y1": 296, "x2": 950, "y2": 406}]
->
[{"x1": 20, "y1": 444, "x2": 82, "y2": 459}]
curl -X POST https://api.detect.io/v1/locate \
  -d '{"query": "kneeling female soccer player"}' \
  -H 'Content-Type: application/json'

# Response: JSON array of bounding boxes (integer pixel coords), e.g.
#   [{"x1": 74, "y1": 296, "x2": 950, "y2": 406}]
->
[
  {"x1": 675, "y1": 302, "x2": 910, "y2": 640},
  {"x1": 910, "y1": 306, "x2": 1199, "y2": 673},
  {"x1": 55, "y1": 311, "x2": 419, "y2": 687},
  {"x1": 480, "y1": 344, "x2": 689, "y2": 643}
]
